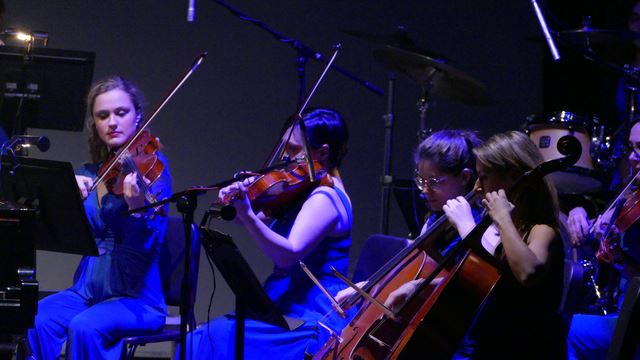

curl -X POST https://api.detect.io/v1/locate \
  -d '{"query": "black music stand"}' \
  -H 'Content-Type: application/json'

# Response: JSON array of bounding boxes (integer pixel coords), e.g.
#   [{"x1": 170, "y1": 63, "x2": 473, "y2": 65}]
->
[
  {"x1": 200, "y1": 228, "x2": 304, "y2": 360},
  {"x1": 0, "y1": 156, "x2": 97, "y2": 256},
  {"x1": 392, "y1": 178, "x2": 427, "y2": 238},
  {"x1": 0, "y1": 45, "x2": 95, "y2": 136}
]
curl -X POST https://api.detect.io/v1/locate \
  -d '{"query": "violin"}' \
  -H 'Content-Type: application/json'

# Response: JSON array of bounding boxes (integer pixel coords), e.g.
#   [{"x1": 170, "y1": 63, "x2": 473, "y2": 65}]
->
[
  {"x1": 594, "y1": 171, "x2": 640, "y2": 264},
  {"x1": 222, "y1": 158, "x2": 334, "y2": 217},
  {"x1": 222, "y1": 46, "x2": 342, "y2": 217},
  {"x1": 97, "y1": 129, "x2": 165, "y2": 206},
  {"x1": 87, "y1": 53, "x2": 207, "y2": 206},
  {"x1": 245, "y1": 159, "x2": 334, "y2": 216}
]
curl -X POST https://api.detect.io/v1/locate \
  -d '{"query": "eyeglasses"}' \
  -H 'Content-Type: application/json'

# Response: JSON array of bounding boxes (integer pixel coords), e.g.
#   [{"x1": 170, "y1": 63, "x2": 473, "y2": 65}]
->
[
  {"x1": 414, "y1": 172, "x2": 446, "y2": 190},
  {"x1": 629, "y1": 143, "x2": 640, "y2": 158}
]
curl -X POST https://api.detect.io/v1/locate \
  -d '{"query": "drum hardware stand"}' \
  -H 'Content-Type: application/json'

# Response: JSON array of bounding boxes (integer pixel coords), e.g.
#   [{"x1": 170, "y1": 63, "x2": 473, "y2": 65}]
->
[
  {"x1": 380, "y1": 74, "x2": 396, "y2": 234},
  {"x1": 610, "y1": 65, "x2": 640, "y2": 178},
  {"x1": 416, "y1": 67, "x2": 438, "y2": 141},
  {"x1": 559, "y1": 48, "x2": 640, "y2": 176},
  {"x1": 372, "y1": 45, "x2": 491, "y2": 234},
  {"x1": 417, "y1": 86, "x2": 433, "y2": 141},
  {"x1": 379, "y1": 73, "x2": 434, "y2": 234}
]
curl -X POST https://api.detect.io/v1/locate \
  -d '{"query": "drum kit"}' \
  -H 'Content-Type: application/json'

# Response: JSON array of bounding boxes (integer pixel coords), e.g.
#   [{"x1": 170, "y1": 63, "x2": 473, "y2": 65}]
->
[
  {"x1": 350, "y1": 18, "x2": 639, "y2": 314},
  {"x1": 524, "y1": 111, "x2": 610, "y2": 194},
  {"x1": 347, "y1": 23, "x2": 640, "y2": 238},
  {"x1": 527, "y1": 25, "x2": 640, "y2": 196}
]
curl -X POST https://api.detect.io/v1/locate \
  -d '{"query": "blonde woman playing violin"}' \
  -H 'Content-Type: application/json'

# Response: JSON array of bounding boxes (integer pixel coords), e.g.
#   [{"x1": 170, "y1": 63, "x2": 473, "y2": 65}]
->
[{"x1": 28, "y1": 76, "x2": 172, "y2": 360}]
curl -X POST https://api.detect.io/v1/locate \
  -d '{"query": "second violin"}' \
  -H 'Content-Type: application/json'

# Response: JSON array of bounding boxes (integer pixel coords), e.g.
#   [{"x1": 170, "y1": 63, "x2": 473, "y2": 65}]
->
[{"x1": 189, "y1": 107, "x2": 354, "y2": 360}]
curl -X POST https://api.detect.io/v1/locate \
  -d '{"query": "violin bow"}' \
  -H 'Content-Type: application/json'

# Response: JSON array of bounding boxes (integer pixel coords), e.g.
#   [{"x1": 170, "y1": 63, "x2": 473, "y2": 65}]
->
[
  {"x1": 264, "y1": 44, "x2": 341, "y2": 182},
  {"x1": 89, "y1": 52, "x2": 208, "y2": 193}
]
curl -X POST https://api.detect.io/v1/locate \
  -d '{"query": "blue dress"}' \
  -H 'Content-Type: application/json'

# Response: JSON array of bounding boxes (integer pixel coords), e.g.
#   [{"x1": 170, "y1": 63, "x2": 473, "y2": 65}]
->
[
  {"x1": 27, "y1": 155, "x2": 172, "y2": 360},
  {"x1": 181, "y1": 187, "x2": 353, "y2": 360}
]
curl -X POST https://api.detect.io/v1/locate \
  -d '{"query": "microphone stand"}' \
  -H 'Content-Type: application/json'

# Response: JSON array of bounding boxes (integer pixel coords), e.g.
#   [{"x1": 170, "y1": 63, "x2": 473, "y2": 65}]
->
[
  {"x1": 127, "y1": 159, "x2": 294, "y2": 360},
  {"x1": 177, "y1": 191, "x2": 196, "y2": 360},
  {"x1": 530, "y1": 0, "x2": 560, "y2": 61},
  {"x1": 207, "y1": 0, "x2": 384, "y2": 104}
]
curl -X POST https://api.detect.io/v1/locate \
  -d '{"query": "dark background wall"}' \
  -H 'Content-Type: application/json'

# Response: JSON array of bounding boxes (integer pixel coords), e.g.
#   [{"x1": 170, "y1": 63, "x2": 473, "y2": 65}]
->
[{"x1": 3, "y1": 0, "x2": 549, "y2": 322}]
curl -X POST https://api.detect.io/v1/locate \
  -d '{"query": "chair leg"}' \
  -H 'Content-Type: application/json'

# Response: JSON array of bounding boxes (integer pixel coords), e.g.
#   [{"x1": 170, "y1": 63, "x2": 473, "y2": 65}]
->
[{"x1": 125, "y1": 343, "x2": 139, "y2": 360}]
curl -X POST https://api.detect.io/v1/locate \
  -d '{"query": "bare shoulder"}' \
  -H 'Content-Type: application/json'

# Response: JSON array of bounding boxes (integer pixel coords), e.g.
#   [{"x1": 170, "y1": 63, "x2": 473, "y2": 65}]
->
[
  {"x1": 530, "y1": 223, "x2": 556, "y2": 234},
  {"x1": 310, "y1": 185, "x2": 350, "y2": 203},
  {"x1": 307, "y1": 184, "x2": 351, "y2": 234},
  {"x1": 528, "y1": 224, "x2": 557, "y2": 243}
]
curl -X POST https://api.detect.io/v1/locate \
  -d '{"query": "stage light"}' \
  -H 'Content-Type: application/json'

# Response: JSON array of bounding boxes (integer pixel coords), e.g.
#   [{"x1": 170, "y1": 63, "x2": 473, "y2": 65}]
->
[{"x1": 2, "y1": 27, "x2": 48, "y2": 46}]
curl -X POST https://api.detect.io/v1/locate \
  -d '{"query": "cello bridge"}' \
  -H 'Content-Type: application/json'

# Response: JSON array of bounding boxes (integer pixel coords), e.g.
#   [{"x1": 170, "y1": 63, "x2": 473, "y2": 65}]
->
[
  {"x1": 367, "y1": 334, "x2": 390, "y2": 349},
  {"x1": 318, "y1": 320, "x2": 344, "y2": 344}
]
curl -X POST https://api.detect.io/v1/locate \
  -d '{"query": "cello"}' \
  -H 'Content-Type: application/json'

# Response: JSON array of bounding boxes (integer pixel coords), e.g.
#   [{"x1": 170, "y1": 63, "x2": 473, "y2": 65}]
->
[{"x1": 310, "y1": 135, "x2": 581, "y2": 360}]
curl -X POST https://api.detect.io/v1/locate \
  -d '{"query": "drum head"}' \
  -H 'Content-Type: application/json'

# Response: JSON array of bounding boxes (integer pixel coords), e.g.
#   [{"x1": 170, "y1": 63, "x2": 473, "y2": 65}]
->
[{"x1": 526, "y1": 110, "x2": 607, "y2": 194}]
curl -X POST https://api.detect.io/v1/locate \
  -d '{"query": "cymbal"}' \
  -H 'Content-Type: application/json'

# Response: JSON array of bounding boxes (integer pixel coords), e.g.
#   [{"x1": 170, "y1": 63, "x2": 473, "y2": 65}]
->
[
  {"x1": 373, "y1": 46, "x2": 493, "y2": 106},
  {"x1": 554, "y1": 27, "x2": 640, "y2": 46},
  {"x1": 342, "y1": 26, "x2": 451, "y2": 62}
]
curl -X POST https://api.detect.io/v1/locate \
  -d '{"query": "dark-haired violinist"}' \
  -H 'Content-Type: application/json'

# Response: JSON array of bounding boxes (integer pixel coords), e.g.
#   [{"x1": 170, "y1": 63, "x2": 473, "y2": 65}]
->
[
  {"x1": 178, "y1": 108, "x2": 353, "y2": 359},
  {"x1": 27, "y1": 76, "x2": 172, "y2": 359},
  {"x1": 567, "y1": 120, "x2": 640, "y2": 360}
]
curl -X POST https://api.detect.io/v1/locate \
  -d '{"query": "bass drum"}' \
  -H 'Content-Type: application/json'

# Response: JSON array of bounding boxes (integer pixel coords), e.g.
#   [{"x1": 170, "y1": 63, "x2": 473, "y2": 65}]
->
[{"x1": 525, "y1": 111, "x2": 606, "y2": 194}]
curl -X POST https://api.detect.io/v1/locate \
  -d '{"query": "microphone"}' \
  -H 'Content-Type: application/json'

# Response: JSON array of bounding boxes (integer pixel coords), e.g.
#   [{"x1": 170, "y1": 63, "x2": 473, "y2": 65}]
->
[
  {"x1": 530, "y1": 0, "x2": 560, "y2": 61},
  {"x1": 187, "y1": 0, "x2": 195, "y2": 22},
  {"x1": 205, "y1": 204, "x2": 236, "y2": 221},
  {"x1": 2, "y1": 135, "x2": 50, "y2": 153}
]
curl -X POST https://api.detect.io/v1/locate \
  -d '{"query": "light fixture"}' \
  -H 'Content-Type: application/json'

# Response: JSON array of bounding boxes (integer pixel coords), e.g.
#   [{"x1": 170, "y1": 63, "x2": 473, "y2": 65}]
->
[{"x1": 2, "y1": 27, "x2": 49, "y2": 47}]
